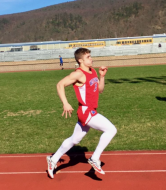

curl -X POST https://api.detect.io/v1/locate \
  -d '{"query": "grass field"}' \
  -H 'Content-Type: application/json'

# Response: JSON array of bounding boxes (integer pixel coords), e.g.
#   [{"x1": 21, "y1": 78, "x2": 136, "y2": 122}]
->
[{"x1": 0, "y1": 65, "x2": 166, "y2": 154}]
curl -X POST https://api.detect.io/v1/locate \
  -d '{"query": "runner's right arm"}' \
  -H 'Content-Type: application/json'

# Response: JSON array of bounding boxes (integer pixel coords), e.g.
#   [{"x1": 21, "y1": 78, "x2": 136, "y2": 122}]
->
[{"x1": 56, "y1": 70, "x2": 84, "y2": 118}]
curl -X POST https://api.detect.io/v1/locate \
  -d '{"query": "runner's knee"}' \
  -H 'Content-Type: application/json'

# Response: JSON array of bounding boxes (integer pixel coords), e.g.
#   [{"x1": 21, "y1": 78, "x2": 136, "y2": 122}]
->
[
  {"x1": 72, "y1": 136, "x2": 83, "y2": 145},
  {"x1": 111, "y1": 125, "x2": 117, "y2": 137},
  {"x1": 106, "y1": 123, "x2": 117, "y2": 138}
]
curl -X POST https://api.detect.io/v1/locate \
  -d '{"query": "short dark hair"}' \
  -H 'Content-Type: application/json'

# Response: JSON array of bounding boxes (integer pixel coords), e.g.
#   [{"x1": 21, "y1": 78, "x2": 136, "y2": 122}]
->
[{"x1": 74, "y1": 48, "x2": 91, "y2": 64}]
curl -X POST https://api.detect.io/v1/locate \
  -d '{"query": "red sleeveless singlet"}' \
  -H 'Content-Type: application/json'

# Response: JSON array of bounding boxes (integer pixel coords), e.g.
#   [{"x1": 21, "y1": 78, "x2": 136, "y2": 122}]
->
[{"x1": 73, "y1": 67, "x2": 99, "y2": 126}]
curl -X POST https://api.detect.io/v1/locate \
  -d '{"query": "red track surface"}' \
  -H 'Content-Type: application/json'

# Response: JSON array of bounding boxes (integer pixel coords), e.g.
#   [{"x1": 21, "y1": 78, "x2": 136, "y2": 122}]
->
[{"x1": 0, "y1": 150, "x2": 166, "y2": 190}]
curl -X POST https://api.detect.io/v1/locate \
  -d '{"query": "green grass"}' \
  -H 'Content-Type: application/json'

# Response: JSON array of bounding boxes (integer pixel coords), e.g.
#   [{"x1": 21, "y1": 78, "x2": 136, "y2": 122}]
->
[{"x1": 0, "y1": 65, "x2": 166, "y2": 154}]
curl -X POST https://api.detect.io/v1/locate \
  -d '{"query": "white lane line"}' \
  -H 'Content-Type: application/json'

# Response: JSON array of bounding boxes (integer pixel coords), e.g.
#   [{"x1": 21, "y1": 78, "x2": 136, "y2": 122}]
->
[
  {"x1": 0, "y1": 155, "x2": 49, "y2": 158},
  {"x1": 0, "y1": 172, "x2": 46, "y2": 175},
  {"x1": 101, "y1": 152, "x2": 166, "y2": 156},
  {"x1": 106, "y1": 170, "x2": 166, "y2": 173},
  {"x1": 0, "y1": 152, "x2": 166, "y2": 158},
  {"x1": 0, "y1": 170, "x2": 166, "y2": 175}
]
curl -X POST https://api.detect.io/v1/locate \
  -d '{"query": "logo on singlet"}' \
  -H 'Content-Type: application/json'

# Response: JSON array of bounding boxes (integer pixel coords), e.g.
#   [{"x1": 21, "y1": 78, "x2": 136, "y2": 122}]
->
[{"x1": 89, "y1": 77, "x2": 98, "y2": 92}]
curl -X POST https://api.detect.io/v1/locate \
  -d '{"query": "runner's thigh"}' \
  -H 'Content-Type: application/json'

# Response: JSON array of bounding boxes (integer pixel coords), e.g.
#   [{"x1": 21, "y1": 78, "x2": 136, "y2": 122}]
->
[
  {"x1": 87, "y1": 113, "x2": 116, "y2": 132},
  {"x1": 71, "y1": 122, "x2": 90, "y2": 144}
]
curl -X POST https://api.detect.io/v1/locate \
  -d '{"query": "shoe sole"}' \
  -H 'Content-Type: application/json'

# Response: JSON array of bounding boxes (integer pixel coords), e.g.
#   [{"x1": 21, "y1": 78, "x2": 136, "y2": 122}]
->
[{"x1": 88, "y1": 159, "x2": 105, "y2": 175}]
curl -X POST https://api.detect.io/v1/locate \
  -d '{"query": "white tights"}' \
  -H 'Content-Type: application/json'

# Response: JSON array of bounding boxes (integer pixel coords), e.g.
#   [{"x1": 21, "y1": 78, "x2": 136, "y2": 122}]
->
[{"x1": 51, "y1": 113, "x2": 117, "y2": 164}]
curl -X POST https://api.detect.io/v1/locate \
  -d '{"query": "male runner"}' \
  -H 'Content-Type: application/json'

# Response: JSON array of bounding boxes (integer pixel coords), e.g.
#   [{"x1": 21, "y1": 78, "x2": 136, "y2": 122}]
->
[
  {"x1": 47, "y1": 48, "x2": 117, "y2": 179},
  {"x1": 59, "y1": 55, "x2": 64, "y2": 70}
]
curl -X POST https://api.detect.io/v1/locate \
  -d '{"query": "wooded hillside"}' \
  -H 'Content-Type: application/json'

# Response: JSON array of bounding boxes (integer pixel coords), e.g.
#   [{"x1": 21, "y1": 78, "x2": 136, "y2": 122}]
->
[{"x1": 0, "y1": 0, "x2": 166, "y2": 43}]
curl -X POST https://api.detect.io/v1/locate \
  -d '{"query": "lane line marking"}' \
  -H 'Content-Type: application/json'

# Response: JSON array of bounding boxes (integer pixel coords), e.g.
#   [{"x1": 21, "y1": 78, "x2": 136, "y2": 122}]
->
[
  {"x1": 0, "y1": 170, "x2": 166, "y2": 175},
  {"x1": 101, "y1": 152, "x2": 166, "y2": 156},
  {"x1": 0, "y1": 152, "x2": 166, "y2": 158}
]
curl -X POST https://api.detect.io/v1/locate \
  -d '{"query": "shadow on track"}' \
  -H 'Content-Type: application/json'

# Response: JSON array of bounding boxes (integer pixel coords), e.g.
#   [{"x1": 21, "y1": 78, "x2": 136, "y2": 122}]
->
[{"x1": 46, "y1": 145, "x2": 104, "y2": 181}]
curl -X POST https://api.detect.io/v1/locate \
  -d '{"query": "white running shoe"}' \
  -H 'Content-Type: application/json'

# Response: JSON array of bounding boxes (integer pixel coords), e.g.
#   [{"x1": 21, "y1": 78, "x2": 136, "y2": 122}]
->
[
  {"x1": 46, "y1": 156, "x2": 57, "y2": 179},
  {"x1": 88, "y1": 157, "x2": 105, "y2": 175}
]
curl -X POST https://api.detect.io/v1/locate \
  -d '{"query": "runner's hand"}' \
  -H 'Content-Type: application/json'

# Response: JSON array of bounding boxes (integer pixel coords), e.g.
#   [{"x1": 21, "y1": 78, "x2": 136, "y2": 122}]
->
[
  {"x1": 99, "y1": 66, "x2": 108, "y2": 77},
  {"x1": 62, "y1": 103, "x2": 74, "y2": 118}
]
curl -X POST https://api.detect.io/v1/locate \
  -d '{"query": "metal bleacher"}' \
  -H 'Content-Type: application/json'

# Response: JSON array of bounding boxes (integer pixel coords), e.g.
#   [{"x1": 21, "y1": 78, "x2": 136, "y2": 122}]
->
[{"x1": 0, "y1": 43, "x2": 166, "y2": 62}]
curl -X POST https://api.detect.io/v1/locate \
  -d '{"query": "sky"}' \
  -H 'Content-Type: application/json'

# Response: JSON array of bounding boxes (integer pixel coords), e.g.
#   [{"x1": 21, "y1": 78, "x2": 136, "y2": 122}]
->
[{"x1": 0, "y1": 0, "x2": 75, "y2": 16}]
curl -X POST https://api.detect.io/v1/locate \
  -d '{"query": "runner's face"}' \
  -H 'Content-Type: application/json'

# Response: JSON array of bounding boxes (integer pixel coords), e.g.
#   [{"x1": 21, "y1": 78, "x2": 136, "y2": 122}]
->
[{"x1": 81, "y1": 53, "x2": 93, "y2": 67}]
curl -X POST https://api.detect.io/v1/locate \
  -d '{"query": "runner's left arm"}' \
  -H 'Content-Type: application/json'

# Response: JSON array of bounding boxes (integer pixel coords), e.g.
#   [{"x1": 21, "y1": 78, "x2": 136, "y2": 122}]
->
[{"x1": 98, "y1": 66, "x2": 108, "y2": 93}]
